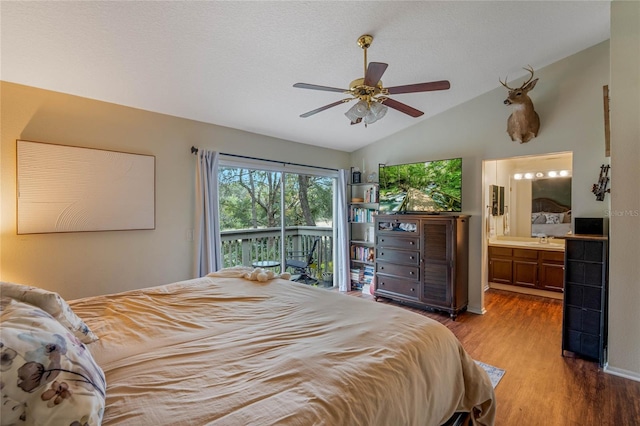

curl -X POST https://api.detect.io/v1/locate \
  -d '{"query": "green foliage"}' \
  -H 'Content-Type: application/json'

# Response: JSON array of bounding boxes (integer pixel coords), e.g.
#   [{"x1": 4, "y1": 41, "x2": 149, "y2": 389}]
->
[
  {"x1": 379, "y1": 158, "x2": 462, "y2": 211},
  {"x1": 218, "y1": 167, "x2": 334, "y2": 231}
]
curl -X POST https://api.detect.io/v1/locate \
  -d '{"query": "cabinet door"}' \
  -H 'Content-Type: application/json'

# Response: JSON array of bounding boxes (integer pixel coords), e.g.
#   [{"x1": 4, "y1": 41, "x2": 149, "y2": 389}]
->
[
  {"x1": 539, "y1": 261, "x2": 564, "y2": 292},
  {"x1": 489, "y1": 257, "x2": 513, "y2": 284},
  {"x1": 513, "y1": 259, "x2": 538, "y2": 288},
  {"x1": 538, "y1": 251, "x2": 565, "y2": 291},
  {"x1": 422, "y1": 220, "x2": 452, "y2": 306}
]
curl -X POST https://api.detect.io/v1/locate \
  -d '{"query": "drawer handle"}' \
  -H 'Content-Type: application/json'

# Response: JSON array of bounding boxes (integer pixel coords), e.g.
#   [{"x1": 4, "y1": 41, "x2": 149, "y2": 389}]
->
[
  {"x1": 409, "y1": 256, "x2": 414, "y2": 260},
  {"x1": 380, "y1": 266, "x2": 384, "y2": 270},
  {"x1": 409, "y1": 241, "x2": 415, "y2": 245},
  {"x1": 409, "y1": 271, "x2": 414, "y2": 275},
  {"x1": 411, "y1": 288, "x2": 415, "y2": 292}
]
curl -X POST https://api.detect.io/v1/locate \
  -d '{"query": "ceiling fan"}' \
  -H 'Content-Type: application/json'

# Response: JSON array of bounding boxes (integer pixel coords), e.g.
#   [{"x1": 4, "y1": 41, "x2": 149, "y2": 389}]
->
[{"x1": 293, "y1": 34, "x2": 450, "y2": 126}]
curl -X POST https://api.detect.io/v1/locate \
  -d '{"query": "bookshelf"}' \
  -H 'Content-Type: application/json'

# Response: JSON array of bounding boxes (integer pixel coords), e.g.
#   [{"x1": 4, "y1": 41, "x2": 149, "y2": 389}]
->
[{"x1": 348, "y1": 181, "x2": 378, "y2": 291}]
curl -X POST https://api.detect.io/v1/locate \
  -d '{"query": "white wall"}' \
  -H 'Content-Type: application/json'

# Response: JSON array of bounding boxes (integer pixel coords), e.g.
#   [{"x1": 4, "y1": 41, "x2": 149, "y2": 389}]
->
[
  {"x1": 607, "y1": 0, "x2": 640, "y2": 380},
  {"x1": 352, "y1": 40, "x2": 610, "y2": 317},
  {"x1": 0, "y1": 83, "x2": 351, "y2": 299}
]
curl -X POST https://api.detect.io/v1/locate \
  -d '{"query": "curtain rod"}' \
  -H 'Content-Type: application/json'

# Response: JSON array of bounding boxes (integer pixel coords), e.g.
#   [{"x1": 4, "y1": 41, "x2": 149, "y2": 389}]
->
[{"x1": 190, "y1": 146, "x2": 338, "y2": 172}]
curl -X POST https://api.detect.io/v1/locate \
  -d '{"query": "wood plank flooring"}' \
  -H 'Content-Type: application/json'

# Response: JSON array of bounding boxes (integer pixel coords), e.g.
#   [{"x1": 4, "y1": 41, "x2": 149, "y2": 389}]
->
[{"x1": 347, "y1": 288, "x2": 640, "y2": 426}]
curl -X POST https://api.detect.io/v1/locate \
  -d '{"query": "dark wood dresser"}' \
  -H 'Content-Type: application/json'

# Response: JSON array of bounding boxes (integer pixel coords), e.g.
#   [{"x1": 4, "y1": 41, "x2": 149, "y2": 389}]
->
[
  {"x1": 373, "y1": 214, "x2": 470, "y2": 319},
  {"x1": 562, "y1": 235, "x2": 608, "y2": 366}
]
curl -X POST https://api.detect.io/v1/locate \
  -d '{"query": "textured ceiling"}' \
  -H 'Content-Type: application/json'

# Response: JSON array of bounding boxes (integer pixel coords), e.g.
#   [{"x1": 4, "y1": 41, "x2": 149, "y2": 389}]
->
[{"x1": 1, "y1": 1, "x2": 610, "y2": 152}]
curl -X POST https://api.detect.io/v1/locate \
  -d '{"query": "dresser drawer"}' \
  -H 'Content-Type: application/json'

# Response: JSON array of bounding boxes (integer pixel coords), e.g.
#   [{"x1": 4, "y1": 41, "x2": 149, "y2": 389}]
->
[
  {"x1": 376, "y1": 235, "x2": 420, "y2": 250},
  {"x1": 376, "y1": 262, "x2": 420, "y2": 279},
  {"x1": 513, "y1": 249, "x2": 539, "y2": 260},
  {"x1": 375, "y1": 275, "x2": 419, "y2": 300},
  {"x1": 376, "y1": 248, "x2": 420, "y2": 266},
  {"x1": 488, "y1": 246, "x2": 512, "y2": 257},
  {"x1": 377, "y1": 218, "x2": 419, "y2": 234},
  {"x1": 540, "y1": 250, "x2": 565, "y2": 262}
]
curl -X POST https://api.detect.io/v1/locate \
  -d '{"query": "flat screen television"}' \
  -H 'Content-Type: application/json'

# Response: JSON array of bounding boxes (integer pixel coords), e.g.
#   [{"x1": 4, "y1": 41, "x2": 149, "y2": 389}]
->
[{"x1": 378, "y1": 158, "x2": 462, "y2": 213}]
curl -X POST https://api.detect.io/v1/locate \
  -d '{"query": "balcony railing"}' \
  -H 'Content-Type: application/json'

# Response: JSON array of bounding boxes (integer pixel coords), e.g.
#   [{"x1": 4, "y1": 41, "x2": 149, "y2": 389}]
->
[{"x1": 220, "y1": 226, "x2": 334, "y2": 280}]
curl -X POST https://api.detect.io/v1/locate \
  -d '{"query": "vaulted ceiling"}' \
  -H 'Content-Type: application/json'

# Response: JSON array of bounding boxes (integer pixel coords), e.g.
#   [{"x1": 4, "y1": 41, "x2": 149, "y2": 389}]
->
[{"x1": 1, "y1": 1, "x2": 610, "y2": 152}]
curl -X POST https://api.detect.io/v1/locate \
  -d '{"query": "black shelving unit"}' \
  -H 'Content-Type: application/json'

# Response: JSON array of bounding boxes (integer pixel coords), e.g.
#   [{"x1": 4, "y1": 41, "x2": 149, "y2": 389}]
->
[{"x1": 562, "y1": 235, "x2": 608, "y2": 366}]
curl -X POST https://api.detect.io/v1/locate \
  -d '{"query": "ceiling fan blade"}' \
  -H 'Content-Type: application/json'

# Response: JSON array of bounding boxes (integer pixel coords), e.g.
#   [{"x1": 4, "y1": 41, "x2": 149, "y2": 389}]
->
[
  {"x1": 386, "y1": 80, "x2": 450, "y2": 95},
  {"x1": 293, "y1": 83, "x2": 348, "y2": 93},
  {"x1": 299, "y1": 100, "x2": 346, "y2": 118},
  {"x1": 381, "y1": 98, "x2": 424, "y2": 118},
  {"x1": 364, "y1": 62, "x2": 388, "y2": 87}
]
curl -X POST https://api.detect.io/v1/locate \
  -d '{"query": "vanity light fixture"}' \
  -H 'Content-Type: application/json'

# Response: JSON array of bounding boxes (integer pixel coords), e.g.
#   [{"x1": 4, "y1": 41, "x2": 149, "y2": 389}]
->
[{"x1": 512, "y1": 170, "x2": 572, "y2": 180}]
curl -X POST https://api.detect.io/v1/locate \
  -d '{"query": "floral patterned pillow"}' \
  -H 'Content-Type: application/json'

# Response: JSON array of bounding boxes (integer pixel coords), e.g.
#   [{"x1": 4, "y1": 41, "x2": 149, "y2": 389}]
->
[
  {"x1": 0, "y1": 297, "x2": 106, "y2": 425},
  {"x1": 0, "y1": 282, "x2": 98, "y2": 343}
]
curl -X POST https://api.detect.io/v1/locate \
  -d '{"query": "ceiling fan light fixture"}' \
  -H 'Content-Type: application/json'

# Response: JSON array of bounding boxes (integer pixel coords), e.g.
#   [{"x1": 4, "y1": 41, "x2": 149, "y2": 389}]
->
[
  {"x1": 345, "y1": 100, "x2": 370, "y2": 122},
  {"x1": 364, "y1": 102, "x2": 388, "y2": 125},
  {"x1": 371, "y1": 101, "x2": 388, "y2": 118},
  {"x1": 354, "y1": 100, "x2": 369, "y2": 117}
]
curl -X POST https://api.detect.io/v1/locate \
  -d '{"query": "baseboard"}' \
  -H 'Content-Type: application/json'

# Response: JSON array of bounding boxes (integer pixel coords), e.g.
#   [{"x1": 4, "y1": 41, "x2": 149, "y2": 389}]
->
[
  {"x1": 489, "y1": 283, "x2": 563, "y2": 300},
  {"x1": 604, "y1": 365, "x2": 640, "y2": 383},
  {"x1": 467, "y1": 305, "x2": 486, "y2": 315}
]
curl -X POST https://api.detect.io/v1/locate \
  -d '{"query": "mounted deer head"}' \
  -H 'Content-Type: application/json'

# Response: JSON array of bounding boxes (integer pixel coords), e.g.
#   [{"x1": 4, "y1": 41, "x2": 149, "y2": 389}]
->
[{"x1": 500, "y1": 66, "x2": 540, "y2": 143}]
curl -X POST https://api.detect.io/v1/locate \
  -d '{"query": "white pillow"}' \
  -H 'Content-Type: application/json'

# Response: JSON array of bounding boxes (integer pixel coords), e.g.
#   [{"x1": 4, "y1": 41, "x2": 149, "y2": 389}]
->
[
  {"x1": 544, "y1": 213, "x2": 564, "y2": 224},
  {"x1": 0, "y1": 282, "x2": 98, "y2": 343}
]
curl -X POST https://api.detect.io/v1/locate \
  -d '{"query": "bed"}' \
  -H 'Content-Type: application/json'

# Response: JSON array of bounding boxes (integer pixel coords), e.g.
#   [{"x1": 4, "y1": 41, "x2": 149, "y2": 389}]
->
[
  {"x1": 1, "y1": 268, "x2": 495, "y2": 425},
  {"x1": 531, "y1": 197, "x2": 572, "y2": 238}
]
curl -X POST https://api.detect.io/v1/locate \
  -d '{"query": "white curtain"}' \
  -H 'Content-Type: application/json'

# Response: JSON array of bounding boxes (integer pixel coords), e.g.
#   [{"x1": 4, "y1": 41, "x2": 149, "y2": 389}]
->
[
  {"x1": 194, "y1": 149, "x2": 223, "y2": 277},
  {"x1": 336, "y1": 169, "x2": 350, "y2": 291}
]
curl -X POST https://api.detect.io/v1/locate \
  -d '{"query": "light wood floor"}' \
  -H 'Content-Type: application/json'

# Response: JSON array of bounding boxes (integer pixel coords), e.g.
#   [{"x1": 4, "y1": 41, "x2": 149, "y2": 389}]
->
[{"x1": 347, "y1": 288, "x2": 640, "y2": 426}]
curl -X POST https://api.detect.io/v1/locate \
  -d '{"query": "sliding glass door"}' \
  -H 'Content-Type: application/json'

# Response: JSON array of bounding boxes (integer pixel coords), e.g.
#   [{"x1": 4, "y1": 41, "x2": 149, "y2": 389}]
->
[{"x1": 217, "y1": 159, "x2": 336, "y2": 286}]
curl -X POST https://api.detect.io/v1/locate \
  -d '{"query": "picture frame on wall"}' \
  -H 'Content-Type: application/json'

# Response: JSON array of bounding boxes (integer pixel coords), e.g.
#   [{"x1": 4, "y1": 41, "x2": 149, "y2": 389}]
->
[
  {"x1": 16, "y1": 140, "x2": 155, "y2": 234},
  {"x1": 603, "y1": 85, "x2": 610, "y2": 157}
]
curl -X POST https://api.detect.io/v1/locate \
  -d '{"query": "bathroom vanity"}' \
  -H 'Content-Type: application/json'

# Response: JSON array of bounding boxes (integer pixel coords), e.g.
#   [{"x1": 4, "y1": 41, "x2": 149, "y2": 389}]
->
[{"x1": 488, "y1": 238, "x2": 565, "y2": 292}]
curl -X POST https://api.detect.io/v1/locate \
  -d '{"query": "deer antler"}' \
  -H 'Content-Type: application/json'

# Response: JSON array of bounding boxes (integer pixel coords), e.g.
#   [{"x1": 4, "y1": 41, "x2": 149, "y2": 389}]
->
[
  {"x1": 499, "y1": 75, "x2": 514, "y2": 91},
  {"x1": 520, "y1": 65, "x2": 535, "y2": 88},
  {"x1": 499, "y1": 65, "x2": 536, "y2": 91}
]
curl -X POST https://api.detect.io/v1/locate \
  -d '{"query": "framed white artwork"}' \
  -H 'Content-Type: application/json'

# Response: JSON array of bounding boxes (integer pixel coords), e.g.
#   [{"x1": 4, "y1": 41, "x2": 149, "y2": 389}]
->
[{"x1": 17, "y1": 140, "x2": 155, "y2": 234}]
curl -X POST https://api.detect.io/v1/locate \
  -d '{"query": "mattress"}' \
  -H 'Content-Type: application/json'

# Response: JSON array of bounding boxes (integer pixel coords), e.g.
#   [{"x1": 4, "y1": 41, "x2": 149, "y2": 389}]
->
[{"x1": 69, "y1": 272, "x2": 495, "y2": 425}]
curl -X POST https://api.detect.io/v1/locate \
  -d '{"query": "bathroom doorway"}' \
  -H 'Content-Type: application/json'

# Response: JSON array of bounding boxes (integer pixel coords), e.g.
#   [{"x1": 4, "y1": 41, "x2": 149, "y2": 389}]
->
[{"x1": 483, "y1": 152, "x2": 573, "y2": 299}]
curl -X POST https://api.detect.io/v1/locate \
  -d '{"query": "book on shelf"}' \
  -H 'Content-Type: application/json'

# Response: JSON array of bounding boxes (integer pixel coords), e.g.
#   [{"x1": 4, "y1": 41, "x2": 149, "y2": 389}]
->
[
  {"x1": 350, "y1": 245, "x2": 374, "y2": 263},
  {"x1": 363, "y1": 186, "x2": 378, "y2": 203},
  {"x1": 350, "y1": 267, "x2": 364, "y2": 289},
  {"x1": 361, "y1": 283, "x2": 371, "y2": 295},
  {"x1": 362, "y1": 265, "x2": 374, "y2": 285},
  {"x1": 348, "y1": 206, "x2": 375, "y2": 223},
  {"x1": 365, "y1": 226, "x2": 376, "y2": 243}
]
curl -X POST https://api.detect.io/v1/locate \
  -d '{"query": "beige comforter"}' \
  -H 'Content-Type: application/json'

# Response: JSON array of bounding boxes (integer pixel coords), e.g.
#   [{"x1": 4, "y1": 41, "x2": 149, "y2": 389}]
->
[{"x1": 70, "y1": 274, "x2": 495, "y2": 425}]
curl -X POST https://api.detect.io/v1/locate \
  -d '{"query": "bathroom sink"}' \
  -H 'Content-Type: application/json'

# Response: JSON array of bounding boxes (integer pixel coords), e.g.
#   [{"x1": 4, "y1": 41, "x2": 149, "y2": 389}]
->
[
  {"x1": 523, "y1": 241, "x2": 564, "y2": 247},
  {"x1": 489, "y1": 240, "x2": 564, "y2": 249}
]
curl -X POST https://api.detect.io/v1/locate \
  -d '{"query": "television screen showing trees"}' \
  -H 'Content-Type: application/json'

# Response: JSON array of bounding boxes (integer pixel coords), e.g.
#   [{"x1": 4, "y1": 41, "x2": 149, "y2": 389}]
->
[{"x1": 379, "y1": 158, "x2": 462, "y2": 213}]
